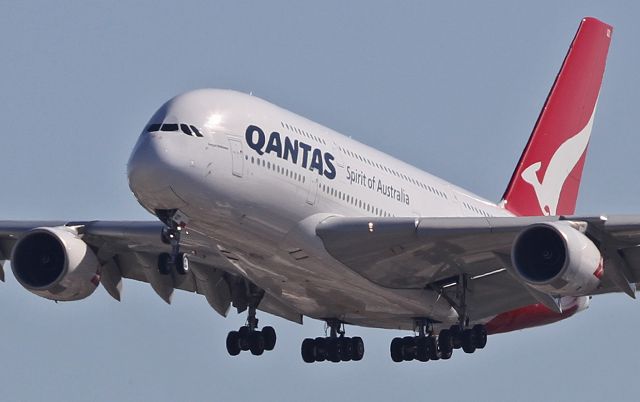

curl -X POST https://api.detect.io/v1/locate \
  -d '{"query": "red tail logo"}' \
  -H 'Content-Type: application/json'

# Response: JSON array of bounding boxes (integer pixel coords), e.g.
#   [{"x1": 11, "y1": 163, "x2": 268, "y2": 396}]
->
[{"x1": 501, "y1": 18, "x2": 612, "y2": 217}]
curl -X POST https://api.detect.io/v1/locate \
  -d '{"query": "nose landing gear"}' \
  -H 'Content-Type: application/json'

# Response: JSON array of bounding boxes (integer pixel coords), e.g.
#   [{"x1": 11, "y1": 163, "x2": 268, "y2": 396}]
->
[{"x1": 157, "y1": 209, "x2": 190, "y2": 276}]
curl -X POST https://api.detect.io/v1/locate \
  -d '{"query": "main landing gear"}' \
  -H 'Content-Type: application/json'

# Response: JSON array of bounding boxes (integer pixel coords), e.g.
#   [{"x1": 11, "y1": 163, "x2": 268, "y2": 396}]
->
[
  {"x1": 157, "y1": 209, "x2": 189, "y2": 275},
  {"x1": 301, "y1": 320, "x2": 364, "y2": 363},
  {"x1": 390, "y1": 320, "x2": 487, "y2": 363},
  {"x1": 226, "y1": 309, "x2": 277, "y2": 356},
  {"x1": 225, "y1": 284, "x2": 277, "y2": 357}
]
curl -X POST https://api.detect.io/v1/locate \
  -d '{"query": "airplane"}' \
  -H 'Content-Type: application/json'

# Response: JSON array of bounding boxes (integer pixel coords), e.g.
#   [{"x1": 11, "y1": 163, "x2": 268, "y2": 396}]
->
[{"x1": 0, "y1": 17, "x2": 634, "y2": 364}]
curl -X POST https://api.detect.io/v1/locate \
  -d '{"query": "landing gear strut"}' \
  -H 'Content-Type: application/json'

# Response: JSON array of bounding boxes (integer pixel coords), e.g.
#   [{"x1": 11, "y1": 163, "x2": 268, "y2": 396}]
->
[
  {"x1": 157, "y1": 209, "x2": 189, "y2": 275},
  {"x1": 301, "y1": 320, "x2": 364, "y2": 363}
]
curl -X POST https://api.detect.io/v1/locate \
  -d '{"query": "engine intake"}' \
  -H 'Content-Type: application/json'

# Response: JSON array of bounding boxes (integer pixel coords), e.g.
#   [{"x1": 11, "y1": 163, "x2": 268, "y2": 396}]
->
[
  {"x1": 511, "y1": 222, "x2": 602, "y2": 296},
  {"x1": 11, "y1": 227, "x2": 100, "y2": 301}
]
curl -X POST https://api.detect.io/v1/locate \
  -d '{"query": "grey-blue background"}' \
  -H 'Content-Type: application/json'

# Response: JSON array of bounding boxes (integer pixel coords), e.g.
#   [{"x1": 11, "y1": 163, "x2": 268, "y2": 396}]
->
[{"x1": 1, "y1": 1, "x2": 638, "y2": 401}]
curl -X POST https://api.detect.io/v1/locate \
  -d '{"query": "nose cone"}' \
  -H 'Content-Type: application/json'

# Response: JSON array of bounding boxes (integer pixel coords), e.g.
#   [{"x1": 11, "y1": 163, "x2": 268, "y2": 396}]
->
[{"x1": 127, "y1": 133, "x2": 172, "y2": 199}]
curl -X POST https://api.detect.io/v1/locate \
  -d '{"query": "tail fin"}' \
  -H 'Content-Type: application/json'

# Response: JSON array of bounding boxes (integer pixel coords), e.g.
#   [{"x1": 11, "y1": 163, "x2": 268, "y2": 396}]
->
[{"x1": 500, "y1": 17, "x2": 612, "y2": 216}]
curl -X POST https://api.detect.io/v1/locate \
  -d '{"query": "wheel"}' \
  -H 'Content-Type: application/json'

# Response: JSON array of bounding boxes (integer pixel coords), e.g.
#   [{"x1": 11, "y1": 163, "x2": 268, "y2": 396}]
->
[
  {"x1": 301, "y1": 338, "x2": 316, "y2": 363},
  {"x1": 351, "y1": 337, "x2": 365, "y2": 361},
  {"x1": 314, "y1": 337, "x2": 327, "y2": 362},
  {"x1": 438, "y1": 329, "x2": 453, "y2": 356},
  {"x1": 226, "y1": 331, "x2": 241, "y2": 356},
  {"x1": 402, "y1": 336, "x2": 416, "y2": 361},
  {"x1": 176, "y1": 253, "x2": 189, "y2": 275},
  {"x1": 462, "y1": 329, "x2": 476, "y2": 354},
  {"x1": 327, "y1": 338, "x2": 340, "y2": 363},
  {"x1": 472, "y1": 324, "x2": 487, "y2": 349},
  {"x1": 416, "y1": 337, "x2": 430, "y2": 362},
  {"x1": 338, "y1": 337, "x2": 352, "y2": 361},
  {"x1": 440, "y1": 348, "x2": 453, "y2": 360},
  {"x1": 428, "y1": 337, "x2": 440, "y2": 360},
  {"x1": 238, "y1": 326, "x2": 251, "y2": 351},
  {"x1": 249, "y1": 331, "x2": 265, "y2": 356},
  {"x1": 157, "y1": 253, "x2": 173, "y2": 275},
  {"x1": 450, "y1": 325, "x2": 463, "y2": 349},
  {"x1": 390, "y1": 337, "x2": 404, "y2": 362},
  {"x1": 262, "y1": 326, "x2": 277, "y2": 351}
]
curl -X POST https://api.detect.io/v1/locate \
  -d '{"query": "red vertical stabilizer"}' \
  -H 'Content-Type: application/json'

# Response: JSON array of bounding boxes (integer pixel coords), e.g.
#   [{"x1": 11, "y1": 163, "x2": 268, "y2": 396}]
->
[{"x1": 501, "y1": 18, "x2": 612, "y2": 217}]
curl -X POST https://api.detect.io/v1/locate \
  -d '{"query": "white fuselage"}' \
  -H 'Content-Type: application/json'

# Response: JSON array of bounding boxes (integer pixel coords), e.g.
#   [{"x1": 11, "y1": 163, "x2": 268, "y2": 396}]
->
[{"x1": 127, "y1": 89, "x2": 516, "y2": 330}]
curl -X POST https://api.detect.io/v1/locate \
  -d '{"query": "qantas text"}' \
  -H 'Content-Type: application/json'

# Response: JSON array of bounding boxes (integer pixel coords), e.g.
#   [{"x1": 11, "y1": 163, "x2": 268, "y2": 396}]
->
[{"x1": 245, "y1": 125, "x2": 336, "y2": 180}]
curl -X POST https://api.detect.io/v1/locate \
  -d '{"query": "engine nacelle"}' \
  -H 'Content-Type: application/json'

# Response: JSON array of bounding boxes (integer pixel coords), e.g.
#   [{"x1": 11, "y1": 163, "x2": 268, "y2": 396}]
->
[
  {"x1": 511, "y1": 221, "x2": 603, "y2": 296},
  {"x1": 11, "y1": 226, "x2": 100, "y2": 301}
]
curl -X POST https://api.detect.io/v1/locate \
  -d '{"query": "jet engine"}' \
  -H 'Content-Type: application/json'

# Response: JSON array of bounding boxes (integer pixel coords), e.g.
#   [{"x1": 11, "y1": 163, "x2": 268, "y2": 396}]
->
[
  {"x1": 511, "y1": 221, "x2": 603, "y2": 296},
  {"x1": 11, "y1": 226, "x2": 100, "y2": 301}
]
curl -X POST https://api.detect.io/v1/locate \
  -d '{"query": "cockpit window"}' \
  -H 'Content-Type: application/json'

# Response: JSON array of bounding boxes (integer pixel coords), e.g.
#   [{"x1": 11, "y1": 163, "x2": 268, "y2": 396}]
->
[
  {"x1": 190, "y1": 125, "x2": 203, "y2": 137},
  {"x1": 148, "y1": 122, "x2": 204, "y2": 138},
  {"x1": 161, "y1": 124, "x2": 179, "y2": 132},
  {"x1": 180, "y1": 124, "x2": 192, "y2": 135}
]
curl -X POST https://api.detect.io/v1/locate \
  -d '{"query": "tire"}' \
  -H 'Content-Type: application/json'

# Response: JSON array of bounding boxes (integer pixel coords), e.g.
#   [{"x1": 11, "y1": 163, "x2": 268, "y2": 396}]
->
[
  {"x1": 461, "y1": 329, "x2": 476, "y2": 354},
  {"x1": 176, "y1": 253, "x2": 189, "y2": 275},
  {"x1": 226, "y1": 331, "x2": 241, "y2": 356},
  {"x1": 249, "y1": 331, "x2": 265, "y2": 356},
  {"x1": 438, "y1": 329, "x2": 453, "y2": 355},
  {"x1": 472, "y1": 324, "x2": 487, "y2": 349},
  {"x1": 450, "y1": 325, "x2": 463, "y2": 349},
  {"x1": 314, "y1": 337, "x2": 327, "y2": 362},
  {"x1": 157, "y1": 253, "x2": 172, "y2": 275},
  {"x1": 440, "y1": 348, "x2": 453, "y2": 360},
  {"x1": 402, "y1": 336, "x2": 416, "y2": 362},
  {"x1": 351, "y1": 337, "x2": 365, "y2": 361},
  {"x1": 428, "y1": 337, "x2": 440, "y2": 360},
  {"x1": 327, "y1": 338, "x2": 340, "y2": 363},
  {"x1": 416, "y1": 337, "x2": 430, "y2": 362},
  {"x1": 339, "y1": 337, "x2": 352, "y2": 362},
  {"x1": 301, "y1": 338, "x2": 316, "y2": 363},
  {"x1": 238, "y1": 326, "x2": 250, "y2": 351},
  {"x1": 262, "y1": 326, "x2": 277, "y2": 351},
  {"x1": 390, "y1": 337, "x2": 404, "y2": 362}
]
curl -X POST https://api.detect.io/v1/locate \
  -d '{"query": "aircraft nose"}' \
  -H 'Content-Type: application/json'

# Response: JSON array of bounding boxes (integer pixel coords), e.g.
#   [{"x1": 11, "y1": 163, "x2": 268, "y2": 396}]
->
[{"x1": 127, "y1": 133, "x2": 168, "y2": 195}]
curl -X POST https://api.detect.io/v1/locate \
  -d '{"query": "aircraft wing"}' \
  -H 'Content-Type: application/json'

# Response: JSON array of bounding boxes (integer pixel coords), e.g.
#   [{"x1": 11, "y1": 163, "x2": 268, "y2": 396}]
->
[
  {"x1": 0, "y1": 221, "x2": 302, "y2": 323},
  {"x1": 316, "y1": 215, "x2": 640, "y2": 320}
]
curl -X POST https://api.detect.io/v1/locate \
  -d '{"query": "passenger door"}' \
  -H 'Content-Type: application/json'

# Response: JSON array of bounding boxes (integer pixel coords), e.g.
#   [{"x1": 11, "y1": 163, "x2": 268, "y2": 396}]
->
[{"x1": 228, "y1": 137, "x2": 244, "y2": 178}]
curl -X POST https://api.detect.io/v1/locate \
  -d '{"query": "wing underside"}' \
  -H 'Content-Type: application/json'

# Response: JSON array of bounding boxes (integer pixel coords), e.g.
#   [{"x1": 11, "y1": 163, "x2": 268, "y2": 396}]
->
[{"x1": 316, "y1": 215, "x2": 640, "y2": 320}]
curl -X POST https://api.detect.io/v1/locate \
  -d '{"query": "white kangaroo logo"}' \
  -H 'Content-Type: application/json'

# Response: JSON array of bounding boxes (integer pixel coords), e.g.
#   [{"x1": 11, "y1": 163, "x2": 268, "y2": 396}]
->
[{"x1": 521, "y1": 109, "x2": 596, "y2": 216}]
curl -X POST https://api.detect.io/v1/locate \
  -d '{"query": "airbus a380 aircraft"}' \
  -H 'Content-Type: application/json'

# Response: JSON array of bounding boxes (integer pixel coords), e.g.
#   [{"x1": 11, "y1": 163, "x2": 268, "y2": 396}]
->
[{"x1": 0, "y1": 17, "x2": 635, "y2": 364}]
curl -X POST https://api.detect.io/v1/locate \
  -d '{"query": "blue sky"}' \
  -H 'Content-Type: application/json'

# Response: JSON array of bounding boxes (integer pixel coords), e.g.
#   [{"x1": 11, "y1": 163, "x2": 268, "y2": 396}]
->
[{"x1": 1, "y1": 1, "x2": 639, "y2": 401}]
